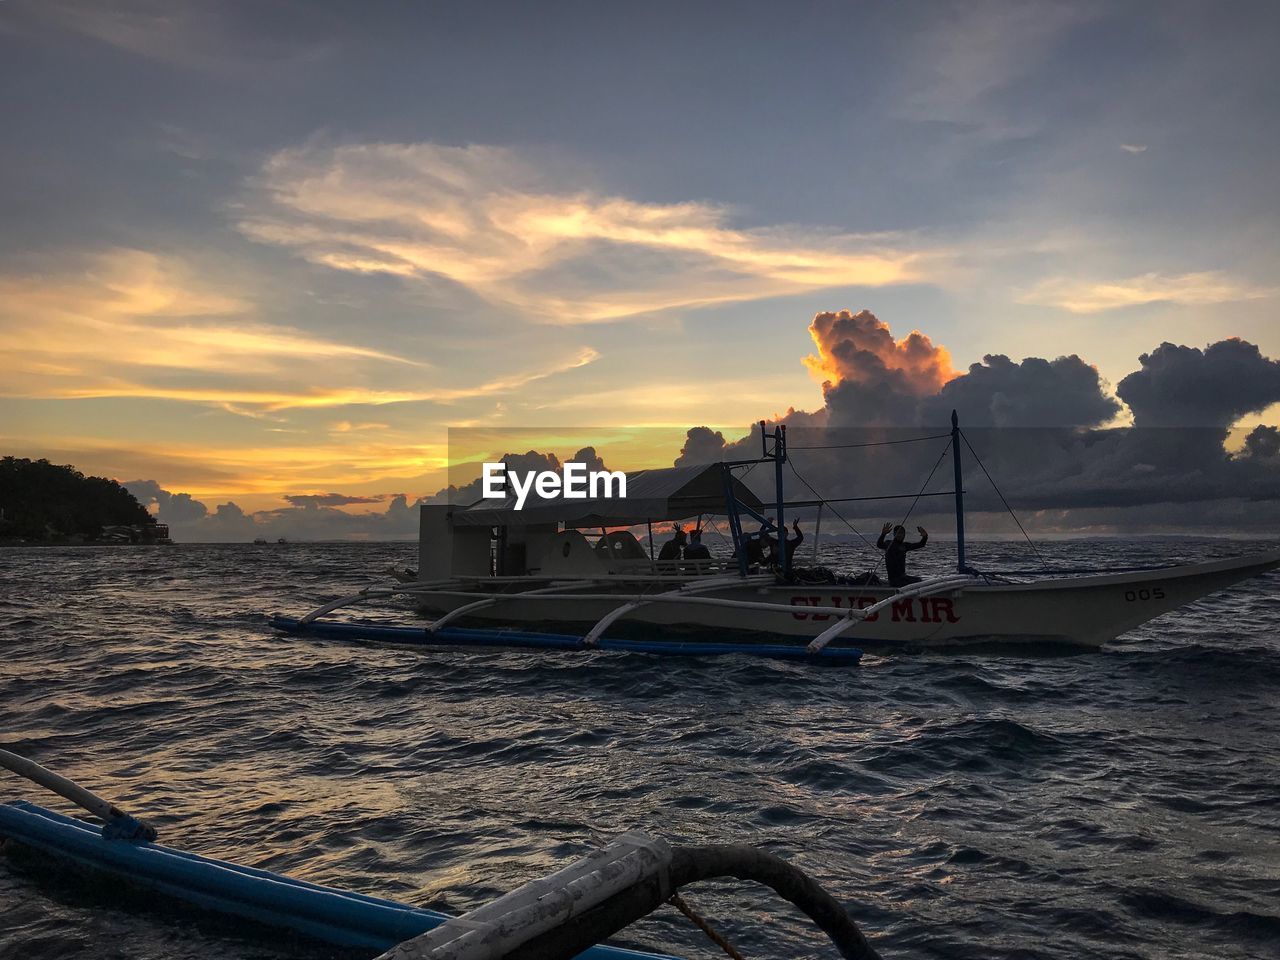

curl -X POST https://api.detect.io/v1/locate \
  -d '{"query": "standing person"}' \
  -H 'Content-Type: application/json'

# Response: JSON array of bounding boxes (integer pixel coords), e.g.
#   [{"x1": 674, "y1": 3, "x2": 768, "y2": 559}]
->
[
  {"x1": 877, "y1": 522, "x2": 928, "y2": 587},
  {"x1": 763, "y1": 519, "x2": 803, "y2": 566}
]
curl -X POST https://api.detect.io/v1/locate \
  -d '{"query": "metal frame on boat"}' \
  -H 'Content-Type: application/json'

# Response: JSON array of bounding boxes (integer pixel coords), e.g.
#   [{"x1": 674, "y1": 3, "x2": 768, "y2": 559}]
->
[{"x1": 274, "y1": 414, "x2": 1280, "y2": 655}]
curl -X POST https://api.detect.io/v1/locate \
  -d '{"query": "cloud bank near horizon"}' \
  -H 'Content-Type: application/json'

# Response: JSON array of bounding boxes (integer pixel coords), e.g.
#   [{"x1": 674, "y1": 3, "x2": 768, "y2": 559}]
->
[
  {"x1": 123, "y1": 311, "x2": 1280, "y2": 540},
  {"x1": 672, "y1": 313, "x2": 1280, "y2": 534}
]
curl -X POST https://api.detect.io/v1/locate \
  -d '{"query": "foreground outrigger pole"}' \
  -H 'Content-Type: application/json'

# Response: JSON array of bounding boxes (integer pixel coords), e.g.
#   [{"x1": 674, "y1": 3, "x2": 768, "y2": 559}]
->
[{"x1": 1, "y1": 749, "x2": 883, "y2": 960}]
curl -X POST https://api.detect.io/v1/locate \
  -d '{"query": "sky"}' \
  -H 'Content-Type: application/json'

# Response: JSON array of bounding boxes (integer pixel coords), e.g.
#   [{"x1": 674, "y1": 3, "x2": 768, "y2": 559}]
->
[{"x1": 2, "y1": 1, "x2": 1279, "y2": 539}]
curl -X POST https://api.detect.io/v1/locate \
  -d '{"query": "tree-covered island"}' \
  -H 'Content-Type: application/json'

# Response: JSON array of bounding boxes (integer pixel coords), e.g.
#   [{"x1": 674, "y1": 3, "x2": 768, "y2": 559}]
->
[{"x1": 0, "y1": 457, "x2": 170, "y2": 544}]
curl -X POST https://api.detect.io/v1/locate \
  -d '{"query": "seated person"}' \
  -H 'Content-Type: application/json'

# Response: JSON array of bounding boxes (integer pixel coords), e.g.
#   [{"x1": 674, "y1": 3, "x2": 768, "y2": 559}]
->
[
  {"x1": 876, "y1": 522, "x2": 928, "y2": 587},
  {"x1": 656, "y1": 526, "x2": 687, "y2": 571},
  {"x1": 683, "y1": 528, "x2": 712, "y2": 561}
]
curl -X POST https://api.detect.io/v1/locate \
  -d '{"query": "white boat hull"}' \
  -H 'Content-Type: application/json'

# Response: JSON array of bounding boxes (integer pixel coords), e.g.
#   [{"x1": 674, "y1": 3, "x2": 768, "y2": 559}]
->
[{"x1": 411, "y1": 552, "x2": 1280, "y2": 650}]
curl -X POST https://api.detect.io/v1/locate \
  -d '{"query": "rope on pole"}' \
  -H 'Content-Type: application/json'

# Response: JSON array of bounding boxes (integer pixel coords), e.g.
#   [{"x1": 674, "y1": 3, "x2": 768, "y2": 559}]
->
[
  {"x1": 667, "y1": 892, "x2": 746, "y2": 960},
  {"x1": 958, "y1": 430, "x2": 1048, "y2": 571}
]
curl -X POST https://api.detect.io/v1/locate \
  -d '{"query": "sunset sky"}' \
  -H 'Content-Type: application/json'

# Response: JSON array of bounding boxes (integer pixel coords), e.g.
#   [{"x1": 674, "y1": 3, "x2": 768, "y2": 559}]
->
[{"x1": 2, "y1": 1, "x2": 1279, "y2": 534}]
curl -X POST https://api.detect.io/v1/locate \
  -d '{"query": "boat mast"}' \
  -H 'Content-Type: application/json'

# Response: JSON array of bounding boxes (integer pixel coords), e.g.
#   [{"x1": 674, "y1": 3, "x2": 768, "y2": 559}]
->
[
  {"x1": 772, "y1": 422, "x2": 788, "y2": 576},
  {"x1": 951, "y1": 409, "x2": 966, "y2": 574},
  {"x1": 720, "y1": 422, "x2": 789, "y2": 577}
]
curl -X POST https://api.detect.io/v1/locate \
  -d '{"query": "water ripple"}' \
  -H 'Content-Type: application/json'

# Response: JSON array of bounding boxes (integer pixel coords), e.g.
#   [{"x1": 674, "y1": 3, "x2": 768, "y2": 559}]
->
[{"x1": 2, "y1": 539, "x2": 1279, "y2": 960}]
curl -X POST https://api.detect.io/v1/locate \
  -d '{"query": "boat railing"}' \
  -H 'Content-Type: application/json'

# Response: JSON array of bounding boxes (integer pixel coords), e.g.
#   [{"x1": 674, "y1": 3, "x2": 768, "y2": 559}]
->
[{"x1": 648, "y1": 557, "x2": 732, "y2": 577}]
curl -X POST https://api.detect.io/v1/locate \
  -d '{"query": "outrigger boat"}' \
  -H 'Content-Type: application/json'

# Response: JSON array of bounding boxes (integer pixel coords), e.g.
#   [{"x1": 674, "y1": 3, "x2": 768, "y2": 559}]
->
[{"x1": 272, "y1": 414, "x2": 1280, "y2": 657}]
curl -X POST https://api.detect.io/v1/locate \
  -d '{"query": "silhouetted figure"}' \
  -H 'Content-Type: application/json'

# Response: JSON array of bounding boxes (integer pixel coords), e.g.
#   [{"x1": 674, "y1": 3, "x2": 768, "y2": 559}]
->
[
  {"x1": 683, "y1": 529, "x2": 711, "y2": 562},
  {"x1": 763, "y1": 519, "x2": 804, "y2": 566},
  {"x1": 657, "y1": 526, "x2": 687, "y2": 571},
  {"x1": 741, "y1": 530, "x2": 766, "y2": 566},
  {"x1": 877, "y1": 522, "x2": 928, "y2": 587}
]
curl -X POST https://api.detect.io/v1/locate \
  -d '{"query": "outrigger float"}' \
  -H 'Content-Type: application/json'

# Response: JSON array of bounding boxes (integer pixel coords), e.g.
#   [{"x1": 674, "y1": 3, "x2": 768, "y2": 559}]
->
[
  {"x1": 0, "y1": 749, "x2": 882, "y2": 960},
  {"x1": 272, "y1": 414, "x2": 1280, "y2": 657}
]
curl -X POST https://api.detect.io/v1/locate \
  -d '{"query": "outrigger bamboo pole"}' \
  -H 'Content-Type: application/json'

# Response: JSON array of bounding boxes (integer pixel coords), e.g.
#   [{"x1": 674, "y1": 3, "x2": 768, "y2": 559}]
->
[
  {"x1": 806, "y1": 574, "x2": 975, "y2": 653},
  {"x1": 378, "y1": 836, "x2": 883, "y2": 960},
  {"x1": 0, "y1": 749, "x2": 156, "y2": 841}
]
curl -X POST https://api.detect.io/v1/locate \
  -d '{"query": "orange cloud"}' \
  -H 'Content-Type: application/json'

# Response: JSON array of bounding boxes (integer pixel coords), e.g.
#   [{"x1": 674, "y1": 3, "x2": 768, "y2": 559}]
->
[
  {"x1": 0, "y1": 249, "x2": 599, "y2": 411},
  {"x1": 803, "y1": 309, "x2": 956, "y2": 395}
]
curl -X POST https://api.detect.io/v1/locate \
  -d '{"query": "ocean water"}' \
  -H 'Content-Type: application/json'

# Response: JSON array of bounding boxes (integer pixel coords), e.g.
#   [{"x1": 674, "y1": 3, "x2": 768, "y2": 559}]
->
[{"x1": 1, "y1": 539, "x2": 1278, "y2": 960}]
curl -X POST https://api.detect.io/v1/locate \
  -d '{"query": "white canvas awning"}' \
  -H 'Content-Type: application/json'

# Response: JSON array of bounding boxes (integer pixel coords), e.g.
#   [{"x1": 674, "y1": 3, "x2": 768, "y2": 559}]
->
[{"x1": 450, "y1": 463, "x2": 764, "y2": 527}]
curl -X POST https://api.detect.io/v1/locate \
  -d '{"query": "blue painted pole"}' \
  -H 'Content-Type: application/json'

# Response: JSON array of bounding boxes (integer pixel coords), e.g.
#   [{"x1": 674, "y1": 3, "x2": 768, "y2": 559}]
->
[
  {"x1": 775, "y1": 425, "x2": 787, "y2": 575},
  {"x1": 951, "y1": 410, "x2": 966, "y2": 573},
  {"x1": 721, "y1": 463, "x2": 748, "y2": 576}
]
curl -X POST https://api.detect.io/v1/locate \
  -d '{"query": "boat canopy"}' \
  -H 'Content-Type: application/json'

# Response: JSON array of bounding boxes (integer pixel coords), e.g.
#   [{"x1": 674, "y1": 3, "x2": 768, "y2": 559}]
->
[{"x1": 451, "y1": 462, "x2": 764, "y2": 528}]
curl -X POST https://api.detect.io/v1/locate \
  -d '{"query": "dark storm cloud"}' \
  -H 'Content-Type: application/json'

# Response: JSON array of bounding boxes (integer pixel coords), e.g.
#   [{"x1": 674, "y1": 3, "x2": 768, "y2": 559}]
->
[
  {"x1": 920, "y1": 354, "x2": 1121, "y2": 428},
  {"x1": 805, "y1": 310, "x2": 953, "y2": 428},
  {"x1": 115, "y1": 483, "x2": 425, "y2": 541},
  {"x1": 669, "y1": 325, "x2": 1280, "y2": 533},
  {"x1": 431, "y1": 447, "x2": 608, "y2": 506},
  {"x1": 125, "y1": 478, "x2": 210, "y2": 523},
  {"x1": 282, "y1": 493, "x2": 385, "y2": 508},
  {"x1": 673, "y1": 427, "x2": 728, "y2": 466},
  {"x1": 802, "y1": 313, "x2": 1122, "y2": 431},
  {"x1": 1117, "y1": 339, "x2": 1280, "y2": 427},
  {"x1": 1243, "y1": 425, "x2": 1280, "y2": 460}
]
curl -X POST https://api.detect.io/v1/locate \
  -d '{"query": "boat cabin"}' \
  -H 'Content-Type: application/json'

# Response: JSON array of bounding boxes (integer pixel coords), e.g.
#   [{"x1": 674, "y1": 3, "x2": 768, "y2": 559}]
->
[{"x1": 417, "y1": 462, "x2": 765, "y2": 580}]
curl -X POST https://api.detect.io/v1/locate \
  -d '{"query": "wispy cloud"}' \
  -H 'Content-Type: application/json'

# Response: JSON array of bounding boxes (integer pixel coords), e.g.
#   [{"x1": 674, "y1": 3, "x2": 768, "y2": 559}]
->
[
  {"x1": 0, "y1": 248, "x2": 598, "y2": 410},
  {"x1": 15, "y1": 0, "x2": 333, "y2": 72},
  {"x1": 238, "y1": 142, "x2": 929, "y2": 323},
  {"x1": 1019, "y1": 270, "x2": 1275, "y2": 313},
  {"x1": 0, "y1": 248, "x2": 413, "y2": 371},
  {"x1": 330, "y1": 420, "x2": 391, "y2": 433},
  {"x1": 1120, "y1": 143, "x2": 1148, "y2": 154},
  {"x1": 896, "y1": 0, "x2": 1093, "y2": 137},
  {"x1": 36, "y1": 346, "x2": 599, "y2": 410}
]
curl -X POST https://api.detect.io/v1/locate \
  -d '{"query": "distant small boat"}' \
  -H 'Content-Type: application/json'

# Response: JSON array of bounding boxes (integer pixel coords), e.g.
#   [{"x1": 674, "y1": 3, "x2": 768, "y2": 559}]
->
[
  {"x1": 252, "y1": 537, "x2": 268, "y2": 545},
  {"x1": 276, "y1": 537, "x2": 288, "y2": 544}
]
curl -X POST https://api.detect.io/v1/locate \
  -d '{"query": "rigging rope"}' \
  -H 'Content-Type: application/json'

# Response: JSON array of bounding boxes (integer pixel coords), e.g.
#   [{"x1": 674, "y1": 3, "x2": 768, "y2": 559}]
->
[
  {"x1": 668, "y1": 892, "x2": 747, "y2": 960},
  {"x1": 787, "y1": 434, "x2": 954, "y2": 586},
  {"x1": 959, "y1": 430, "x2": 1048, "y2": 571},
  {"x1": 787, "y1": 461, "x2": 877, "y2": 553},
  {"x1": 789, "y1": 431, "x2": 951, "y2": 451},
  {"x1": 896, "y1": 438, "x2": 952, "y2": 530}
]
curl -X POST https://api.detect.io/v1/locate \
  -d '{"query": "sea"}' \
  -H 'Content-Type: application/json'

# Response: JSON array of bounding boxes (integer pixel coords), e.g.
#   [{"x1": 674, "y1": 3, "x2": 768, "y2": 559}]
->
[{"x1": 1, "y1": 539, "x2": 1278, "y2": 960}]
